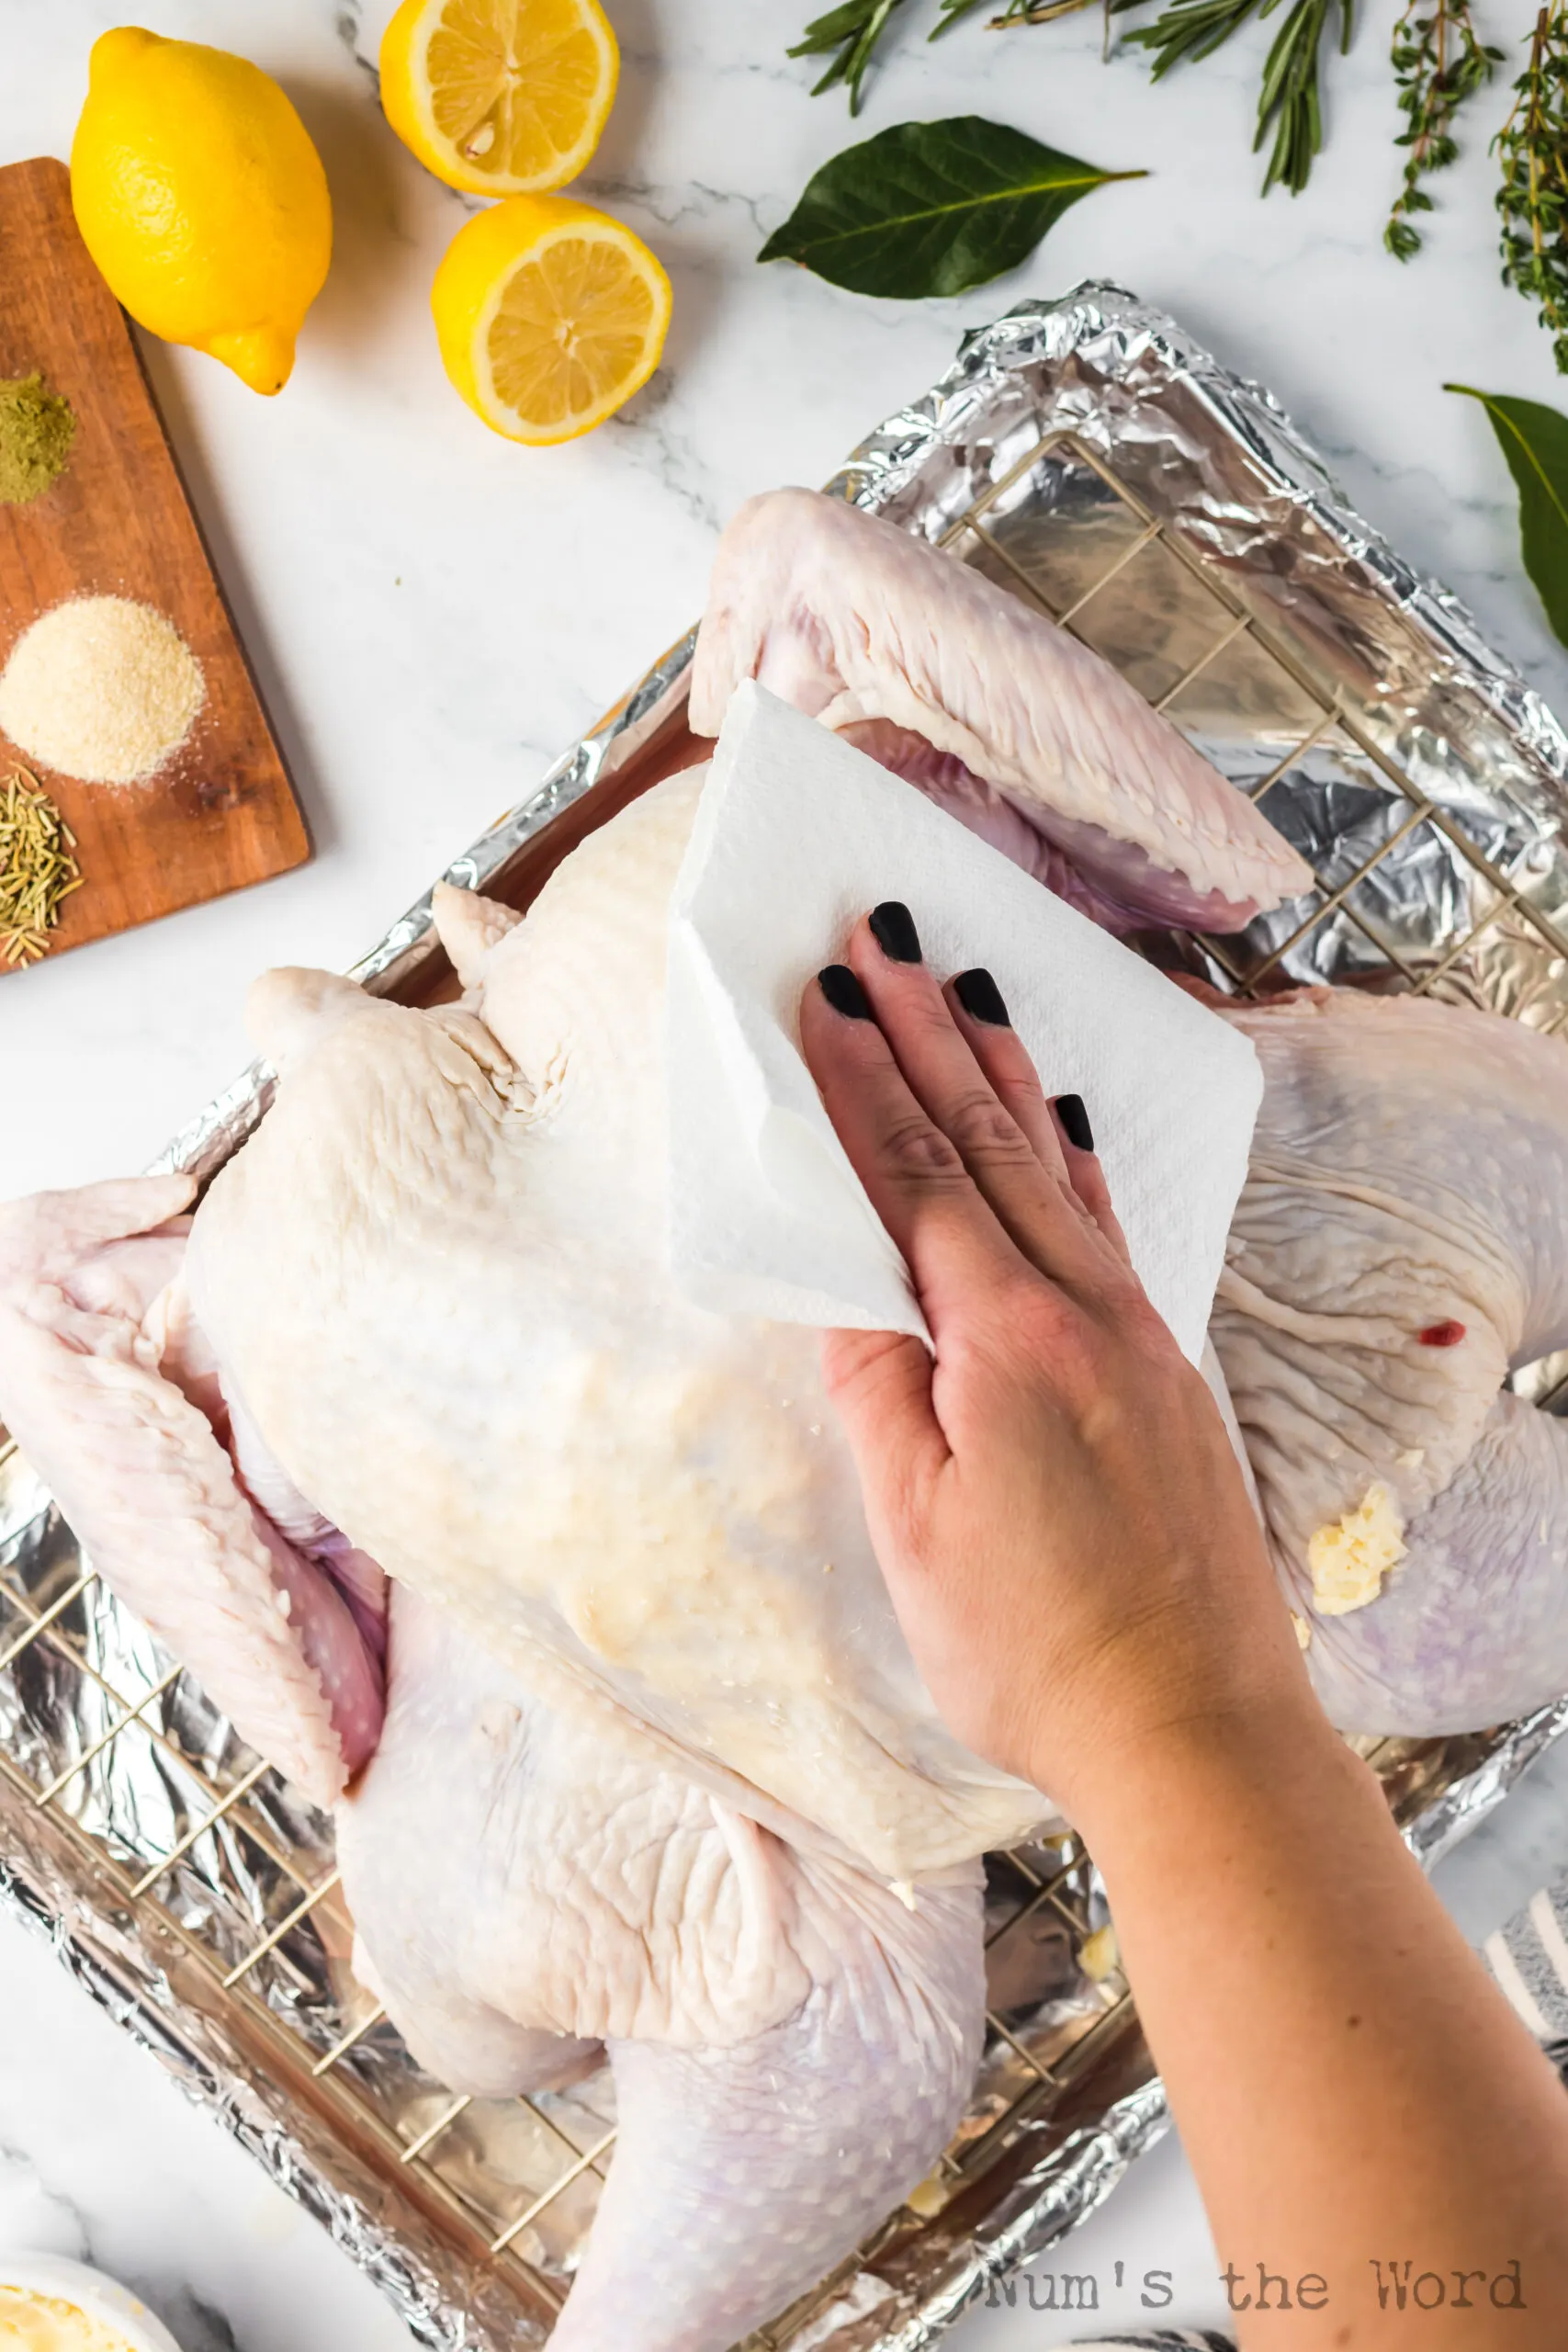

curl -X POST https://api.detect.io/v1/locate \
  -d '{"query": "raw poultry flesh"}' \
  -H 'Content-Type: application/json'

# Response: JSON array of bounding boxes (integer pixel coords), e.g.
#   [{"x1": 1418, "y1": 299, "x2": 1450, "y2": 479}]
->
[
  {"x1": 1208, "y1": 984, "x2": 1568, "y2": 1733},
  {"x1": 0, "y1": 490, "x2": 1561, "y2": 2350},
  {"x1": 691, "y1": 490, "x2": 1313, "y2": 933}
]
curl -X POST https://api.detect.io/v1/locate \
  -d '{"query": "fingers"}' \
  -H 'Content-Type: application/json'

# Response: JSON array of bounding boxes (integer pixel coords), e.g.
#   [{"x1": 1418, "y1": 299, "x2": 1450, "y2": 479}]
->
[
  {"x1": 842, "y1": 909, "x2": 1111, "y2": 1294},
  {"x1": 942, "y1": 968, "x2": 1070, "y2": 1177},
  {"x1": 799, "y1": 964, "x2": 1025, "y2": 1329},
  {"x1": 1047, "y1": 1092, "x2": 1134, "y2": 1271},
  {"x1": 940, "y1": 964, "x2": 1134, "y2": 1272}
]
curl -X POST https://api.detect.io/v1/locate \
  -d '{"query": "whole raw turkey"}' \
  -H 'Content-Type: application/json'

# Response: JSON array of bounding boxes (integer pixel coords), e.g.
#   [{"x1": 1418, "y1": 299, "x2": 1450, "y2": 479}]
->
[{"x1": 2, "y1": 492, "x2": 1563, "y2": 2350}]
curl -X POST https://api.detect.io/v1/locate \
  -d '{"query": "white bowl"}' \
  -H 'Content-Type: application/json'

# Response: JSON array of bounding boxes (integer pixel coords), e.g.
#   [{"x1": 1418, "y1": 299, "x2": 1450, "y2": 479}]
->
[{"x1": 0, "y1": 2254, "x2": 184, "y2": 2352}]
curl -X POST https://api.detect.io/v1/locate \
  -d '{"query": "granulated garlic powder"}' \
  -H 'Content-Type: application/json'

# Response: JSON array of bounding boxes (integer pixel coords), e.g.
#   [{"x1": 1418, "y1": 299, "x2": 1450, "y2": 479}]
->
[{"x1": 0, "y1": 594, "x2": 205, "y2": 785}]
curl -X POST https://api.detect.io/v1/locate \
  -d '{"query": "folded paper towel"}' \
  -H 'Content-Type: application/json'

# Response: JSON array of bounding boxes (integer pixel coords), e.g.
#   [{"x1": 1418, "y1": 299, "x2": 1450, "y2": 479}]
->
[{"x1": 667, "y1": 682, "x2": 1261, "y2": 1363}]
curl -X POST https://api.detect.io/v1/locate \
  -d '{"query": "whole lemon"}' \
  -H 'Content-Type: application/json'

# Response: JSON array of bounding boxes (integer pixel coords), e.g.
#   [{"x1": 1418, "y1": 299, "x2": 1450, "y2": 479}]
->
[{"x1": 71, "y1": 28, "x2": 333, "y2": 394}]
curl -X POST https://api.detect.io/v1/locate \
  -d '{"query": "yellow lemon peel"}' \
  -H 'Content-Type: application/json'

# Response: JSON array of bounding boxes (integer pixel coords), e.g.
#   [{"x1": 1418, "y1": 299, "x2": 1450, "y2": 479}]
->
[
  {"x1": 432, "y1": 195, "x2": 670, "y2": 445},
  {"x1": 71, "y1": 28, "x2": 331, "y2": 394}
]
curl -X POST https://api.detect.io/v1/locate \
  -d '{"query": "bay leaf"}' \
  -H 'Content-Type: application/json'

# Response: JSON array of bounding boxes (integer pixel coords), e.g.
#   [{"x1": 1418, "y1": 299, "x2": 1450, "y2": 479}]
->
[
  {"x1": 758, "y1": 116, "x2": 1145, "y2": 300},
  {"x1": 1448, "y1": 383, "x2": 1568, "y2": 648}
]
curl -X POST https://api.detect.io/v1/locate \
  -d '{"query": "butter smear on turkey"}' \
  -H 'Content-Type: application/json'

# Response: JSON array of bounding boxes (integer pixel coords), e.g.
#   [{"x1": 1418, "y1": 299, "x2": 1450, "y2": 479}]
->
[{"x1": 1309, "y1": 1482, "x2": 1407, "y2": 1617}]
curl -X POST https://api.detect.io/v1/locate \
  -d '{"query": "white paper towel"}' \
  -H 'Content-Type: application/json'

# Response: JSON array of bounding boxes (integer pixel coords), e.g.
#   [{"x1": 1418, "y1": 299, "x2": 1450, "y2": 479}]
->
[{"x1": 667, "y1": 682, "x2": 1261, "y2": 1363}]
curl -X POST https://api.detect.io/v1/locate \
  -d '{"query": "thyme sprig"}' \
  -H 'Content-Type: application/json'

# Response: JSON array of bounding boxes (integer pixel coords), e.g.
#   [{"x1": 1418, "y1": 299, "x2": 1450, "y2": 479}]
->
[
  {"x1": 1385, "y1": 1, "x2": 1501, "y2": 261},
  {"x1": 1496, "y1": 2, "x2": 1568, "y2": 371}
]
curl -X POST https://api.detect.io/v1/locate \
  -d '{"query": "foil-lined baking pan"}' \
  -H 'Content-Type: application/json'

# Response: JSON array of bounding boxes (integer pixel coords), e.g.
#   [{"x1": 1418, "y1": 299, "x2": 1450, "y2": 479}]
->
[{"x1": 5, "y1": 281, "x2": 1568, "y2": 2352}]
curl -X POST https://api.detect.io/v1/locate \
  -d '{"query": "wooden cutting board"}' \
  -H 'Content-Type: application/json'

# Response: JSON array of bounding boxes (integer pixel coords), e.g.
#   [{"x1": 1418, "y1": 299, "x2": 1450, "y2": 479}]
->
[{"x1": 0, "y1": 155, "x2": 309, "y2": 968}]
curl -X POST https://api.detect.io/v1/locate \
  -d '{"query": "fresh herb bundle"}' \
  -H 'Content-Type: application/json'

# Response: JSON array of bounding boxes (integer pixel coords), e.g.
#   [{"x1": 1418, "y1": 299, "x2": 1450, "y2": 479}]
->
[
  {"x1": 786, "y1": 0, "x2": 1487, "y2": 212},
  {"x1": 779, "y1": 0, "x2": 1568, "y2": 380},
  {"x1": 789, "y1": 0, "x2": 1354, "y2": 192},
  {"x1": 1496, "y1": 2, "x2": 1568, "y2": 371}
]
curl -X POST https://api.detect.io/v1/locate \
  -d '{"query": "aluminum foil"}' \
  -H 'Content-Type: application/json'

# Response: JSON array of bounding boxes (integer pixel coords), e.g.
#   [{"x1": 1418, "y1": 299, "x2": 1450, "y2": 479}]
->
[{"x1": 5, "y1": 280, "x2": 1568, "y2": 2352}]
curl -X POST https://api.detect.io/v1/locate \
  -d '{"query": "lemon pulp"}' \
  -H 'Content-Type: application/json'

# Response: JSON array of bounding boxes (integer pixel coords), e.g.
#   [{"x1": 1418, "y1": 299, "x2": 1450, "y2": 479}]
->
[
  {"x1": 381, "y1": 0, "x2": 618, "y2": 195},
  {"x1": 432, "y1": 197, "x2": 671, "y2": 444},
  {"x1": 489, "y1": 232, "x2": 660, "y2": 432}
]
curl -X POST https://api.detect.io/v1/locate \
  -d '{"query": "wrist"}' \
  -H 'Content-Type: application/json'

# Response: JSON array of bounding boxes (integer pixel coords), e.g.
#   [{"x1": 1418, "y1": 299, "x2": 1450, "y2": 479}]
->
[{"x1": 1048, "y1": 1679, "x2": 1356, "y2": 1862}]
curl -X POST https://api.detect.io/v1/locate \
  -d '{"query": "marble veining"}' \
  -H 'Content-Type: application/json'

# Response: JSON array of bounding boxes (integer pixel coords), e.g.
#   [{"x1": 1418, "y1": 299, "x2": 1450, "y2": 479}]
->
[{"x1": 3, "y1": 0, "x2": 1568, "y2": 2345}]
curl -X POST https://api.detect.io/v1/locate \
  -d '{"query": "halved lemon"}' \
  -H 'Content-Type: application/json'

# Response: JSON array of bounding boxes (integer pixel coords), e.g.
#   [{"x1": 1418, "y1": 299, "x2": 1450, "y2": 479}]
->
[
  {"x1": 379, "y1": 0, "x2": 618, "y2": 196},
  {"x1": 432, "y1": 195, "x2": 671, "y2": 444}
]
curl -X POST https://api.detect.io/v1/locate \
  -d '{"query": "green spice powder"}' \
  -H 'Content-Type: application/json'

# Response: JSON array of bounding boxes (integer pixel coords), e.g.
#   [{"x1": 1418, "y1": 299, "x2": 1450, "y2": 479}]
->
[{"x1": 0, "y1": 373, "x2": 77, "y2": 506}]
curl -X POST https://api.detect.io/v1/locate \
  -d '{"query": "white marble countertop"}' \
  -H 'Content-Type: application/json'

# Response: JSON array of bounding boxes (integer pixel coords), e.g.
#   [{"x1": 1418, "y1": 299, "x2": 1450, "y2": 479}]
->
[{"x1": 5, "y1": 0, "x2": 1568, "y2": 2345}]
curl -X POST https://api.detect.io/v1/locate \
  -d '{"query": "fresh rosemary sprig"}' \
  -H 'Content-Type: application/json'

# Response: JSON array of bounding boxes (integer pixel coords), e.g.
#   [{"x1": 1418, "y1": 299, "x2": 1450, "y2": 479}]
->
[
  {"x1": 1259, "y1": 0, "x2": 1350, "y2": 192},
  {"x1": 787, "y1": 0, "x2": 912, "y2": 114},
  {"x1": 930, "y1": 0, "x2": 1097, "y2": 33},
  {"x1": 1114, "y1": 0, "x2": 1258, "y2": 75},
  {"x1": 1385, "y1": 1, "x2": 1501, "y2": 260},
  {"x1": 1496, "y1": 2, "x2": 1568, "y2": 370},
  {"x1": 1117, "y1": 0, "x2": 1350, "y2": 194}
]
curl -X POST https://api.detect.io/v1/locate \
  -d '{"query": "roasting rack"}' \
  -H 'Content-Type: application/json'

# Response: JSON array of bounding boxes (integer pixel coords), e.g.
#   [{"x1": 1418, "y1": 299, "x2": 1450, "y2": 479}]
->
[{"x1": 6, "y1": 288, "x2": 1568, "y2": 2352}]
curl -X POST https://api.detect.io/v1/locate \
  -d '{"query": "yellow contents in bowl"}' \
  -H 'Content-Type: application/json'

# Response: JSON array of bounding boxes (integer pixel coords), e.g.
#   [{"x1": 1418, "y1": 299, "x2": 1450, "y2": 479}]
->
[{"x1": 0, "y1": 2287, "x2": 136, "y2": 2352}]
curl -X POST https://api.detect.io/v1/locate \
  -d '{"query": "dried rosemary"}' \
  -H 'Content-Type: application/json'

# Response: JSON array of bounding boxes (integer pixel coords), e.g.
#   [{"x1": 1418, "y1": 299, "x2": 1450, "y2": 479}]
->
[
  {"x1": 1496, "y1": 2, "x2": 1568, "y2": 371},
  {"x1": 0, "y1": 766, "x2": 83, "y2": 966},
  {"x1": 1385, "y1": 1, "x2": 1501, "y2": 260}
]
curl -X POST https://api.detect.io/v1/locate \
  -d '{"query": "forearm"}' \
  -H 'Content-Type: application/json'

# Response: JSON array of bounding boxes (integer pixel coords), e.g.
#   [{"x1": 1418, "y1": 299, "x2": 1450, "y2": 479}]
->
[{"x1": 1076, "y1": 1703, "x2": 1568, "y2": 2346}]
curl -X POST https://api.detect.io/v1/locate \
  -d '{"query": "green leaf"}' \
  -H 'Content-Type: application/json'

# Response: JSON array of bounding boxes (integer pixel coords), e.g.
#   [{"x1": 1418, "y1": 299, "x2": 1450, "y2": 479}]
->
[
  {"x1": 1449, "y1": 383, "x2": 1568, "y2": 647},
  {"x1": 757, "y1": 116, "x2": 1145, "y2": 299}
]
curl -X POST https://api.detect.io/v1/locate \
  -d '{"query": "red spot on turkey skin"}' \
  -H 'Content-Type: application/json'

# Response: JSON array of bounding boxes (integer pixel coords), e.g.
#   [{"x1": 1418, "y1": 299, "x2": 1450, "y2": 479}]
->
[{"x1": 1418, "y1": 1319, "x2": 1467, "y2": 1347}]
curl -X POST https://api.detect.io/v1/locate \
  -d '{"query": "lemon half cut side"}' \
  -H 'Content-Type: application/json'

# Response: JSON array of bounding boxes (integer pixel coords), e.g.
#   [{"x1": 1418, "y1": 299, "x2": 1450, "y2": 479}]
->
[
  {"x1": 433, "y1": 196, "x2": 671, "y2": 444},
  {"x1": 380, "y1": 0, "x2": 618, "y2": 196}
]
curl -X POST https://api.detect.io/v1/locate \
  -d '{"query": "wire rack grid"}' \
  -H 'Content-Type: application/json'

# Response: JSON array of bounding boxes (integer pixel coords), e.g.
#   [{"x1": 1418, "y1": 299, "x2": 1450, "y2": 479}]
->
[{"x1": 3, "y1": 416, "x2": 1565, "y2": 2351}]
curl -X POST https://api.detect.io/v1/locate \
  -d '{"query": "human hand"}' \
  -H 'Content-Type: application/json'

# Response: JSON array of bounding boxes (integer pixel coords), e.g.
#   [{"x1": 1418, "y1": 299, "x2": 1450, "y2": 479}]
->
[{"x1": 798, "y1": 903, "x2": 1315, "y2": 1827}]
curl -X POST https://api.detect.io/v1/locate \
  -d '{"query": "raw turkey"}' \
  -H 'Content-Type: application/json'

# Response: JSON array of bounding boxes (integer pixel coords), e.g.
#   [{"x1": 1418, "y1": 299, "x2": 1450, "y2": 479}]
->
[
  {"x1": 0, "y1": 491, "x2": 1551, "y2": 2350},
  {"x1": 1207, "y1": 984, "x2": 1568, "y2": 1733},
  {"x1": 691, "y1": 489, "x2": 1313, "y2": 933}
]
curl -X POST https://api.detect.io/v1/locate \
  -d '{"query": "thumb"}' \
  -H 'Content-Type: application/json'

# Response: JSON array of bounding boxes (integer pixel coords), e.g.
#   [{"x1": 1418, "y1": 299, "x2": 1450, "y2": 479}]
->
[{"x1": 819, "y1": 1327, "x2": 946, "y2": 1537}]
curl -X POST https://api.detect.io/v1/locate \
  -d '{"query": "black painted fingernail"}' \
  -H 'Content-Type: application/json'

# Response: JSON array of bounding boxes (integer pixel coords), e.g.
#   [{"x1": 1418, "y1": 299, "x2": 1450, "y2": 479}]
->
[
  {"x1": 869, "y1": 900, "x2": 922, "y2": 964},
  {"x1": 1056, "y1": 1093, "x2": 1094, "y2": 1152},
  {"x1": 953, "y1": 967, "x2": 1010, "y2": 1026},
  {"x1": 818, "y1": 964, "x2": 874, "y2": 1021}
]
